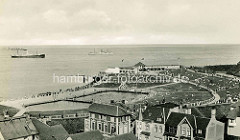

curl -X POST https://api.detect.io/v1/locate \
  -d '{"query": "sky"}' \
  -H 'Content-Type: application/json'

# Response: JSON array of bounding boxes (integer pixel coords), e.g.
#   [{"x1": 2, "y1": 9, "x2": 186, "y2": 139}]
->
[{"x1": 0, "y1": 0, "x2": 240, "y2": 45}]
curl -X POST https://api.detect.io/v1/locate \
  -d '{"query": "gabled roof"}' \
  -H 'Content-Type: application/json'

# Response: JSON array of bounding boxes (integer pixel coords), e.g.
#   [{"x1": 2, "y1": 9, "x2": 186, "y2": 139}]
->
[
  {"x1": 191, "y1": 104, "x2": 231, "y2": 120},
  {"x1": 0, "y1": 117, "x2": 38, "y2": 140},
  {"x1": 166, "y1": 112, "x2": 196, "y2": 128},
  {"x1": 138, "y1": 103, "x2": 179, "y2": 123},
  {"x1": 165, "y1": 112, "x2": 211, "y2": 138},
  {"x1": 89, "y1": 103, "x2": 130, "y2": 117},
  {"x1": 70, "y1": 130, "x2": 103, "y2": 140},
  {"x1": 134, "y1": 62, "x2": 145, "y2": 67},
  {"x1": 108, "y1": 133, "x2": 137, "y2": 140},
  {"x1": 32, "y1": 118, "x2": 69, "y2": 140}
]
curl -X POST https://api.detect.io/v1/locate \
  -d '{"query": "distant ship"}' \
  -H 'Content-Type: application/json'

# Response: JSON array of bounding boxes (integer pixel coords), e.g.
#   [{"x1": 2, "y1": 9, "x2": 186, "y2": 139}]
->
[
  {"x1": 88, "y1": 49, "x2": 113, "y2": 55},
  {"x1": 11, "y1": 50, "x2": 45, "y2": 58}
]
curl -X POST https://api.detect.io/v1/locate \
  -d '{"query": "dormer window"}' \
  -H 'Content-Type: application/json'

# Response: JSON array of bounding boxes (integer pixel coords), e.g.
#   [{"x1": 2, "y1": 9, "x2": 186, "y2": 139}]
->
[
  {"x1": 198, "y1": 129, "x2": 202, "y2": 134},
  {"x1": 230, "y1": 119, "x2": 235, "y2": 123},
  {"x1": 157, "y1": 118, "x2": 162, "y2": 122}
]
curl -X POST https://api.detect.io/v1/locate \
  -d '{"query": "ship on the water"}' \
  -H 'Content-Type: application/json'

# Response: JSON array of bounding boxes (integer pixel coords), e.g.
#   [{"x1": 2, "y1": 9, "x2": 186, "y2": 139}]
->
[
  {"x1": 88, "y1": 48, "x2": 113, "y2": 55},
  {"x1": 11, "y1": 50, "x2": 45, "y2": 58}
]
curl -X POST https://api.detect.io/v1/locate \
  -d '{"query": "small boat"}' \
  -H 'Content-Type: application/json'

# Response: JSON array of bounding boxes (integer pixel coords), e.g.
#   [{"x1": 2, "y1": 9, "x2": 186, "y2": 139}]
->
[
  {"x1": 88, "y1": 49, "x2": 113, "y2": 55},
  {"x1": 11, "y1": 50, "x2": 45, "y2": 58}
]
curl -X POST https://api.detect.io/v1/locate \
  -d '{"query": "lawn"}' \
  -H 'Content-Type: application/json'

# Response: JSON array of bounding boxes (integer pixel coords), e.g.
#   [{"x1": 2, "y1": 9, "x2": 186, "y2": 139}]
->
[
  {"x1": 0, "y1": 105, "x2": 19, "y2": 119},
  {"x1": 136, "y1": 83, "x2": 212, "y2": 105}
]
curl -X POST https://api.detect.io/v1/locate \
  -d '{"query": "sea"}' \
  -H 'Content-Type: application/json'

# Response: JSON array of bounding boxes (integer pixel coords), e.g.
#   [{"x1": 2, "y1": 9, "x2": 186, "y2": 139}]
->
[{"x1": 0, "y1": 44, "x2": 240, "y2": 100}]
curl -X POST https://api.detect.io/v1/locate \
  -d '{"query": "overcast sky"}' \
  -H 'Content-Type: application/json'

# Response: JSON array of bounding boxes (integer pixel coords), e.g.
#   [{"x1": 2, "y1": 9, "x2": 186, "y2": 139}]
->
[{"x1": 0, "y1": 0, "x2": 240, "y2": 45}]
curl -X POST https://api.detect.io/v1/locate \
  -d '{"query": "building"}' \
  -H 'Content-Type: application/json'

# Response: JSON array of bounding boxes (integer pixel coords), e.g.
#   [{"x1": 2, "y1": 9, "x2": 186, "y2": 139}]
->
[
  {"x1": 135, "y1": 103, "x2": 180, "y2": 140},
  {"x1": 226, "y1": 102, "x2": 240, "y2": 138},
  {"x1": 164, "y1": 109, "x2": 225, "y2": 140},
  {"x1": 104, "y1": 62, "x2": 180, "y2": 75},
  {"x1": 70, "y1": 130, "x2": 104, "y2": 140},
  {"x1": 32, "y1": 118, "x2": 71, "y2": 140},
  {"x1": 0, "y1": 116, "x2": 38, "y2": 140},
  {"x1": 84, "y1": 103, "x2": 132, "y2": 137}
]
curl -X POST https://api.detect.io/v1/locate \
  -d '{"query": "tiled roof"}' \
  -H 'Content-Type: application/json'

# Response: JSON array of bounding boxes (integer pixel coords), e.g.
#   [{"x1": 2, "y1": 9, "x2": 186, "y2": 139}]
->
[
  {"x1": 0, "y1": 117, "x2": 38, "y2": 140},
  {"x1": 166, "y1": 112, "x2": 196, "y2": 128},
  {"x1": 195, "y1": 116, "x2": 210, "y2": 137},
  {"x1": 32, "y1": 118, "x2": 69, "y2": 140},
  {"x1": 191, "y1": 105, "x2": 231, "y2": 120},
  {"x1": 108, "y1": 133, "x2": 137, "y2": 140},
  {"x1": 70, "y1": 130, "x2": 103, "y2": 140},
  {"x1": 142, "y1": 106, "x2": 169, "y2": 123},
  {"x1": 165, "y1": 112, "x2": 211, "y2": 138},
  {"x1": 88, "y1": 103, "x2": 130, "y2": 117}
]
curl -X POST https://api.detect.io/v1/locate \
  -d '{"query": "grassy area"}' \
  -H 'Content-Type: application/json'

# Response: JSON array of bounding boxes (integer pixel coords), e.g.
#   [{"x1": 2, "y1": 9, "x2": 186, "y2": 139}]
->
[
  {"x1": 79, "y1": 91, "x2": 146, "y2": 104},
  {"x1": 0, "y1": 105, "x2": 19, "y2": 119},
  {"x1": 47, "y1": 118, "x2": 85, "y2": 134},
  {"x1": 217, "y1": 88, "x2": 240, "y2": 100},
  {"x1": 153, "y1": 83, "x2": 207, "y2": 92},
  {"x1": 139, "y1": 83, "x2": 212, "y2": 105},
  {"x1": 189, "y1": 64, "x2": 240, "y2": 76}
]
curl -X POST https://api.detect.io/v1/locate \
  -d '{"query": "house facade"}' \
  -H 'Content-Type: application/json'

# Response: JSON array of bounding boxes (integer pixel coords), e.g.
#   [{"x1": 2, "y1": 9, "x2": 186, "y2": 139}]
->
[
  {"x1": 164, "y1": 109, "x2": 224, "y2": 140},
  {"x1": 84, "y1": 103, "x2": 132, "y2": 137},
  {"x1": 226, "y1": 103, "x2": 240, "y2": 138},
  {"x1": 135, "y1": 103, "x2": 180, "y2": 140}
]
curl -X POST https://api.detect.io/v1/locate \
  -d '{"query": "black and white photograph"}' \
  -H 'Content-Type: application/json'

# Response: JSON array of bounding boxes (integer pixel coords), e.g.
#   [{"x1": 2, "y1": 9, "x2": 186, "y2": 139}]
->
[{"x1": 0, "y1": 0, "x2": 240, "y2": 140}]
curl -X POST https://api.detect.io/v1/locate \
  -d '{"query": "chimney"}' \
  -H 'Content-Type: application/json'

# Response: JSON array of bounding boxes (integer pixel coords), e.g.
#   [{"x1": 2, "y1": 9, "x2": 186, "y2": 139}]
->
[
  {"x1": 110, "y1": 100, "x2": 115, "y2": 104},
  {"x1": 138, "y1": 105, "x2": 143, "y2": 121},
  {"x1": 187, "y1": 108, "x2": 191, "y2": 114},
  {"x1": 211, "y1": 108, "x2": 216, "y2": 119}
]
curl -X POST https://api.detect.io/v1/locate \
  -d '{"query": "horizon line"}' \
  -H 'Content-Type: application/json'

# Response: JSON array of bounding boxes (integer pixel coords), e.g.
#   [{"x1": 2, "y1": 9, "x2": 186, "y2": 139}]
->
[{"x1": 1, "y1": 43, "x2": 240, "y2": 47}]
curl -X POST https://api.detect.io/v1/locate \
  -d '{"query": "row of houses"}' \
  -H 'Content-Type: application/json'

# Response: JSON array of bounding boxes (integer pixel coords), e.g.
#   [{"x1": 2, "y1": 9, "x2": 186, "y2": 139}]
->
[
  {"x1": 0, "y1": 115, "x2": 136, "y2": 140},
  {"x1": 1, "y1": 101, "x2": 239, "y2": 139},
  {"x1": 84, "y1": 101, "x2": 240, "y2": 140}
]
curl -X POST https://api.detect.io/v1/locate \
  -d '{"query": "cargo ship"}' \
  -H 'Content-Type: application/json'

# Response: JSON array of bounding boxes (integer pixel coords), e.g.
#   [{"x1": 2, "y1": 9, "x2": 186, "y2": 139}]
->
[{"x1": 11, "y1": 50, "x2": 45, "y2": 58}]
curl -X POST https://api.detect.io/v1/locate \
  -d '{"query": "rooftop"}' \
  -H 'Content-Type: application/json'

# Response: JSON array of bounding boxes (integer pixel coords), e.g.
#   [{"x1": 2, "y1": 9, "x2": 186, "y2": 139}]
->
[
  {"x1": 89, "y1": 103, "x2": 130, "y2": 117},
  {"x1": 141, "y1": 103, "x2": 179, "y2": 123},
  {"x1": 165, "y1": 112, "x2": 211, "y2": 138},
  {"x1": 32, "y1": 118, "x2": 69, "y2": 140},
  {"x1": 70, "y1": 130, "x2": 103, "y2": 140},
  {"x1": 0, "y1": 116, "x2": 38, "y2": 140}
]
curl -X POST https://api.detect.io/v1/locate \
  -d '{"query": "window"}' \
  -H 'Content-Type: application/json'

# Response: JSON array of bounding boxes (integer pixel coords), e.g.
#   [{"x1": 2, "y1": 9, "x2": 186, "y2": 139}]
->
[
  {"x1": 187, "y1": 129, "x2": 191, "y2": 136},
  {"x1": 111, "y1": 117, "x2": 114, "y2": 122},
  {"x1": 157, "y1": 118, "x2": 162, "y2": 122},
  {"x1": 198, "y1": 129, "x2": 202, "y2": 134},
  {"x1": 105, "y1": 125, "x2": 108, "y2": 133},
  {"x1": 146, "y1": 124, "x2": 150, "y2": 131},
  {"x1": 92, "y1": 122, "x2": 95, "y2": 130},
  {"x1": 159, "y1": 126, "x2": 162, "y2": 133},
  {"x1": 182, "y1": 127, "x2": 186, "y2": 135},
  {"x1": 154, "y1": 125, "x2": 158, "y2": 132},
  {"x1": 111, "y1": 126, "x2": 116, "y2": 134},
  {"x1": 98, "y1": 123, "x2": 102, "y2": 130},
  {"x1": 230, "y1": 119, "x2": 235, "y2": 123}
]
